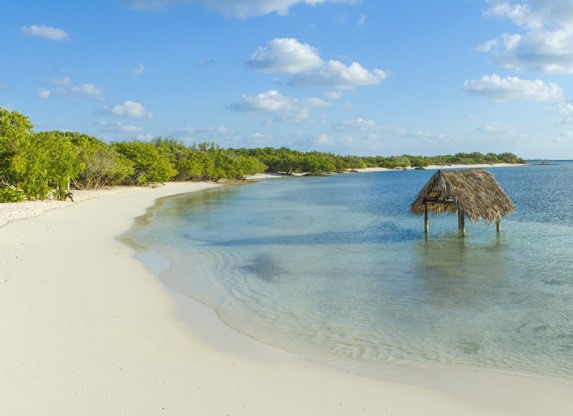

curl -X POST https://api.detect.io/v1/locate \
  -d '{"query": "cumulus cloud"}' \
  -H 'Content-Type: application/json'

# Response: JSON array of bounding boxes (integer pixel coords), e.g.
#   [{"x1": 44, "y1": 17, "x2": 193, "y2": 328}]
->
[
  {"x1": 228, "y1": 89, "x2": 331, "y2": 122},
  {"x1": 464, "y1": 74, "x2": 573, "y2": 122},
  {"x1": 108, "y1": 100, "x2": 153, "y2": 119},
  {"x1": 124, "y1": 0, "x2": 356, "y2": 17},
  {"x1": 248, "y1": 38, "x2": 387, "y2": 89},
  {"x1": 482, "y1": 1, "x2": 573, "y2": 73},
  {"x1": 481, "y1": 28, "x2": 573, "y2": 73},
  {"x1": 292, "y1": 61, "x2": 387, "y2": 88},
  {"x1": 463, "y1": 74, "x2": 563, "y2": 102},
  {"x1": 21, "y1": 24, "x2": 69, "y2": 41},
  {"x1": 485, "y1": 0, "x2": 573, "y2": 28},
  {"x1": 249, "y1": 38, "x2": 322, "y2": 74}
]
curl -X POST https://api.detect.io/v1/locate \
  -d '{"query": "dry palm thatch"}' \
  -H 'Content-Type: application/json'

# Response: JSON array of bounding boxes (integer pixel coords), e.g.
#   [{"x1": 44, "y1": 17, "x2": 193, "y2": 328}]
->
[{"x1": 411, "y1": 169, "x2": 514, "y2": 224}]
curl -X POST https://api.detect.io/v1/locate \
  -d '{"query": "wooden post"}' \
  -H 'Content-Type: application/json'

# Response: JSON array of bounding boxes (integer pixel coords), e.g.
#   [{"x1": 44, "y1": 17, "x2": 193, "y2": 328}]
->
[
  {"x1": 496, "y1": 221, "x2": 501, "y2": 233},
  {"x1": 458, "y1": 208, "x2": 466, "y2": 237},
  {"x1": 424, "y1": 202, "x2": 429, "y2": 234}
]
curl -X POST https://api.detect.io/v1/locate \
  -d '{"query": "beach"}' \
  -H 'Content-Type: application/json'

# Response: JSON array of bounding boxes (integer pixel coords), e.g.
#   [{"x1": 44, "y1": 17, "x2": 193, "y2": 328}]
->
[{"x1": 0, "y1": 180, "x2": 571, "y2": 415}]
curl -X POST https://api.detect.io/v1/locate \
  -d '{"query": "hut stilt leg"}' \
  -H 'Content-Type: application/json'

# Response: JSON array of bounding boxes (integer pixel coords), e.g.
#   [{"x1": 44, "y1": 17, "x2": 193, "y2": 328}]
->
[
  {"x1": 424, "y1": 203, "x2": 429, "y2": 234},
  {"x1": 496, "y1": 221, "x2": 501, "y2": 233},
  {"x1": 458, "y1": 209, "x2": 466, "y2": 237}
]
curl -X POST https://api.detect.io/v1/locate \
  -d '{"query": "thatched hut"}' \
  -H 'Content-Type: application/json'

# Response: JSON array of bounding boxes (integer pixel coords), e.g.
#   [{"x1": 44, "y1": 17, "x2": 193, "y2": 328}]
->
[{"x1": 411, "y1": 169, "x2": 514, "y2": 235}]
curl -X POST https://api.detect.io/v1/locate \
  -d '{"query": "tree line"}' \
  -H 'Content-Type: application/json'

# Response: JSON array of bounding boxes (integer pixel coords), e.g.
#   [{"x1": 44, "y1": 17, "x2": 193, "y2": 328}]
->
[
  {"x1": 0, "y1": 108, "x2": 526, "y2": 202},
  {"x1": 0, "y1": 109, "x2": 266, "y2": 202},
  {"x1": 232, "y1": 147, "x2": 525, "y2": 175}
]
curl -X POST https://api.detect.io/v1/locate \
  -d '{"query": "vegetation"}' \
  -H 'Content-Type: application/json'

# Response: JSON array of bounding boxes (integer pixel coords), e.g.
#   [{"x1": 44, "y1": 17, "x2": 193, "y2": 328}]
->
[
  {"x1": 234, "y1": 147, "x2": 526, "y2": 174},
  {"x1": 0, "y1": 108, "x2": 526, "y2": 202}
]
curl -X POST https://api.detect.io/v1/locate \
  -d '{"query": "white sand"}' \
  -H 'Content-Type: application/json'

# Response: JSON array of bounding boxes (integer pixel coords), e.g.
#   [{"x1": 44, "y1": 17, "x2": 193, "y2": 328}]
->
[{"x1": 0, "y1": 182, "x2": 571, "y2": 415}]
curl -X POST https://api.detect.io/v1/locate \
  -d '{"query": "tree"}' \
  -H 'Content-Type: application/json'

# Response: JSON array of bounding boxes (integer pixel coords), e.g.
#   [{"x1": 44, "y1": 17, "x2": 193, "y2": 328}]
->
[
  {"x1": 12, "y1": 132, "x2": 79, "y2": 200},
  {"x1": 113, "y1": 141, "x2": 177, "y2": 185},
  {"x1": 64, "y1": 132, "x2": 133, "y2": 189},
  {"x1": 0, "y1": 108, "x2": 33, "y2": 185}
]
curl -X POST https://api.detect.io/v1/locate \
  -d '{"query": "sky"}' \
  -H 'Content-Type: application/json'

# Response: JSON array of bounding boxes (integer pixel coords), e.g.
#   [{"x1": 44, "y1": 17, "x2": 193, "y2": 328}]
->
[{"x1": 2, "y1": 0, "x2": 573, "y2": 159}]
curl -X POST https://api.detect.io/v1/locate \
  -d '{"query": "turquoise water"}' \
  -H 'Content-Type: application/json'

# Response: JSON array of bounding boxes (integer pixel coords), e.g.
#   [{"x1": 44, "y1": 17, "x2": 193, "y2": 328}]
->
[{"x1": 128, "y1": 163, "x2": 573, "y2": 380}]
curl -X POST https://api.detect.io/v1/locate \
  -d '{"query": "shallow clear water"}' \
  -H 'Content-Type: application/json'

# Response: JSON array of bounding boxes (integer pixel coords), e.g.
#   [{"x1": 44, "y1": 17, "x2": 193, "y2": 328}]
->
[{"x1": 128, "y1": 163, "x2": 573, "y2": 380}]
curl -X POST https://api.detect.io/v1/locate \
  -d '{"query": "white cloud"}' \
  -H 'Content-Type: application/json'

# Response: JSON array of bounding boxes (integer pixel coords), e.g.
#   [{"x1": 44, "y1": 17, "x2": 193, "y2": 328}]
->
[
  {"x1": 358, "y1": 13, "x2": 367, "y2": 25},
  {"x1": 39, "y1": 79, "x2": 104, "y2": 101},
  {"x1": 35, "y1": 79, "x2": 102, "y2": 101},
  {"x1": 463, "y1": 74, "x2": 563, "y2": 102},
  {"x1": 21, "y1": 24, "x2": 69, "y2": 41},
  {"x1": 292, "y1": 60, "x2": 387, "y2": 88},
  {"x1": 248, "y1": 38, "x2": 387, "y2": 89},
  {"x1": 485, "y1": 0, "x2": 573, "y2": 29},
  {"x1": 98, "y1": 121, "x2": 143, "y2": 133},
  {"x1": 482, "y1": 1, "x2": 573, "y2": 73},
  {"x1": 108, "y1": 100, "x2": 153, "y2": 119},
  {"x1": 131, "y1": 64, "x2": 145, "y2": 75},
  {"x1": 124, "y1": 0, "x2": 357, "y2": 17},
  {"x1": 228, "y1": 89, "x2": 330, "y2": 122},
  {"x1": 482, "y1": 29, "x2": 573, "y2": 73},
  {"x1": 556, "y1": 100, "x2": 573, "y2": 123},
  {"x1": 71, "y1": 84, "x2": 103, "y2": 100},
  {"x1": 37, "y1": 89, "x2": 51, "y2": 99},
  {"x1": 249, "y1": 38, "x2": 322, "y2": 74}
]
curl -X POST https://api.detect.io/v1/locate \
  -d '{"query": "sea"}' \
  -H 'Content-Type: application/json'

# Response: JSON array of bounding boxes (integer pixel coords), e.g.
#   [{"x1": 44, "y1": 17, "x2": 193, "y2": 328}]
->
[{"x1": 126, "y1": 162, "x2": 573, "y2": 381}]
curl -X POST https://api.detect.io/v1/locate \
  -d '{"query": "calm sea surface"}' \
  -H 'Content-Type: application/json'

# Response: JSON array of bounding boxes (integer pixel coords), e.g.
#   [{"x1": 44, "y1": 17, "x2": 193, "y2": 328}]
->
[{"x1": 128, "y1": 162, "x2": 573, "y2": 380}]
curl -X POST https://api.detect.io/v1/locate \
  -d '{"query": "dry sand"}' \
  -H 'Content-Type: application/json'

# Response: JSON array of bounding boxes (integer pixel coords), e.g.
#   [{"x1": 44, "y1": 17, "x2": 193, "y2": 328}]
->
[{"x1": 0, "y1": 181, "x2": 571, "y2": 415}]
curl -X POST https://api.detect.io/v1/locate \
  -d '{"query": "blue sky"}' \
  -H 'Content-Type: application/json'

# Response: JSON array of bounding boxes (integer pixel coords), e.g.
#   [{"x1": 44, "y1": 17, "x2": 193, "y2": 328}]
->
[{"x1": 2, "y1": 0, "x2": 573, "y2": 158}]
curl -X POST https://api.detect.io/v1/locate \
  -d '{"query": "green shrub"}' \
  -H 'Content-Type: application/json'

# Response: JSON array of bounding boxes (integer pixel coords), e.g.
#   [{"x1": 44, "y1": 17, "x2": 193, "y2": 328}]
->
[{"x1": 0, "y1": 187, "x2": 24, "y2": 203}]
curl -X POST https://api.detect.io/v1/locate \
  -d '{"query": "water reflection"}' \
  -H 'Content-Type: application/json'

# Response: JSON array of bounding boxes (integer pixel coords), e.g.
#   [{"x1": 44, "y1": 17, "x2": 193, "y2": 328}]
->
[{"x1": 412, "y1": 235, "x2": 507, "y2": 309}]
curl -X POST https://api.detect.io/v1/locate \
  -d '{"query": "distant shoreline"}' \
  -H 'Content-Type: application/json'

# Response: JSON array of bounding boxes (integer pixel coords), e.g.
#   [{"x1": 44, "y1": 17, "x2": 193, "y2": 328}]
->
[{"x1": 354, "y1": 162, "x2": 528, "y2": 173}]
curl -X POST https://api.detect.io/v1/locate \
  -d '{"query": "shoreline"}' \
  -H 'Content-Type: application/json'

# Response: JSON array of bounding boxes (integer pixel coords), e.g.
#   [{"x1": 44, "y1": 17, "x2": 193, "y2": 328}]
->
[
  {"x1": 0, "y1": 181, "x2": 571, "y2": 415},
  {"x1": 354, "y1": 163, "x2": 527, "y2": 173}
]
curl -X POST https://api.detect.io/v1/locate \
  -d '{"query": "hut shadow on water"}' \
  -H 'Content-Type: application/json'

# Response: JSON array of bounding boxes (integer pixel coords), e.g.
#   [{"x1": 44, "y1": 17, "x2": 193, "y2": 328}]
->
[{"x1": 411, "y1": 234, "x2": 509, "y2": 309}]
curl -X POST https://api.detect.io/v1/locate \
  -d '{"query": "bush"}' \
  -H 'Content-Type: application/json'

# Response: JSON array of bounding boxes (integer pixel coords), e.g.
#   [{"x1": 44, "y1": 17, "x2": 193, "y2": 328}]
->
[{"x1": 0, "y1": 187, "x2": 24, "y2": 203}]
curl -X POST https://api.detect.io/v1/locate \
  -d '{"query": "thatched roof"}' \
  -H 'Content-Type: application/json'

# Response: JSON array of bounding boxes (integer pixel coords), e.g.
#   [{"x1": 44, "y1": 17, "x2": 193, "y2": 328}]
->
[{"x1": 411, "y1": 169, "x2": 514, "y2": 223}]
